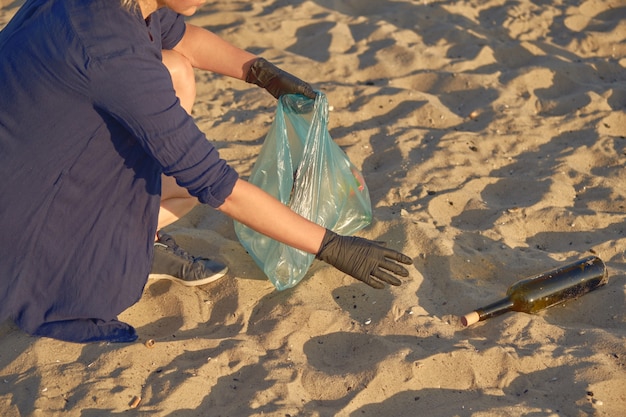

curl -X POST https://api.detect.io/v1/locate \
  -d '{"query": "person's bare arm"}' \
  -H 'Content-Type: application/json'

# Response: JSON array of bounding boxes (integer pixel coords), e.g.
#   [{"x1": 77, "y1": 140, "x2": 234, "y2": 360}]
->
[
  {"x1": 217, "y1": 179, "x2": 413, "y2": 288},
  {"x1": 173, "y1": 23, "x2": 316, "y2": 99},
  {"x1": 217, "y1": 179, "x2": 326, "y2": 254},
  {"x1": 173, "y1": 23, "x2": 256, "y2": 80}
]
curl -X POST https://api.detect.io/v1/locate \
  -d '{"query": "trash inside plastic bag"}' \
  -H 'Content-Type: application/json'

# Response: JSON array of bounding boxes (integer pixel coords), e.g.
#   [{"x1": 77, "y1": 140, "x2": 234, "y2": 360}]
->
[{"x1": 234, "y1": 92, "x2": 372, "y2": 290}]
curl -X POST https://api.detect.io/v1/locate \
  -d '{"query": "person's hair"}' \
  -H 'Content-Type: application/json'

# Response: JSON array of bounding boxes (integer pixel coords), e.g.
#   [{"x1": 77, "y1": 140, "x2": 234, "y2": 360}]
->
[{"x1": 120, "y1": 0, "x2": 138, "y2": 11}]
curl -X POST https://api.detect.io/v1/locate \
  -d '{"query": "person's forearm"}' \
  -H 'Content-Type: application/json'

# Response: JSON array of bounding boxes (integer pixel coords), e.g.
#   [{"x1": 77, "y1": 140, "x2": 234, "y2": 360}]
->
[
  {"x1": 174, "y1": 24, "x2": 256, "y2": 79},
  {"x1": 217, "y1": 179, "x2": 326, "y2": 254}
]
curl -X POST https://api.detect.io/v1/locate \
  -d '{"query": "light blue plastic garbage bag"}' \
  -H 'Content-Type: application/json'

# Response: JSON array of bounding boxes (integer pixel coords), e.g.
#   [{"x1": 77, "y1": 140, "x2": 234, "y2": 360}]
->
[{"x1": 234, "y1": 92, "x2": 372, "y2": 290}]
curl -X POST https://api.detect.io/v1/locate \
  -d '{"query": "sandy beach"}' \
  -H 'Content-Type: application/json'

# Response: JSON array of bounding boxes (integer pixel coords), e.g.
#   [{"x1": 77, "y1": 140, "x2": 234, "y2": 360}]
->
[{"x1": 1, "y1": 0, "x2": 625, "y2": 415}]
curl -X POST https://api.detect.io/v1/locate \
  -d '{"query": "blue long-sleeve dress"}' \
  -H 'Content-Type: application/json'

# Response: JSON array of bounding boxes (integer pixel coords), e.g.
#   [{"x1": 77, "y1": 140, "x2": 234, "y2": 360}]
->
[{"x1": 0, "y1": 0, "x2": 239, "y2": 343}]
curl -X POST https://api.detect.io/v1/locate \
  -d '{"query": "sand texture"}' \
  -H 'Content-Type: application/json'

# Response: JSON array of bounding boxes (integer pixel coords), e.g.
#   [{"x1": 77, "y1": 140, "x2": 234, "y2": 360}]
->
[{"x1": 1, "y1": 0, "x2": 625, "y2": 416}]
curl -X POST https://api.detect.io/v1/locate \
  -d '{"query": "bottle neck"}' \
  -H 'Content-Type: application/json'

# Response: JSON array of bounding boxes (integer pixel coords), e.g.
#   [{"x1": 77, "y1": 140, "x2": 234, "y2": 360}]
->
[{"x1": 476, "y1": 297, "x2": 515, "y2": 321}]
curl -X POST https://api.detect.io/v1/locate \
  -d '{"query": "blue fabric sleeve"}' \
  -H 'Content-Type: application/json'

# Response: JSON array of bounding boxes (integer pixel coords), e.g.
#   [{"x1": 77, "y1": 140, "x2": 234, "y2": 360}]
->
[
  {"x1": 157, "y1": 9, "x2": 186, "y2": 50},
  {"x1": 90, "y1": 51, "x2": 239, "y2": 207},
  {"x1": 80, "y1": 7, "x2": 239, "y2": 208}
]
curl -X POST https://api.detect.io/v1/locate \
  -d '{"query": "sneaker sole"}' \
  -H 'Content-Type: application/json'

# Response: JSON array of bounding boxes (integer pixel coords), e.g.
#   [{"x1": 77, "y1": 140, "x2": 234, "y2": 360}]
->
[{"x1": 148, "y1": 265, "x2": 229, "y2": 287}]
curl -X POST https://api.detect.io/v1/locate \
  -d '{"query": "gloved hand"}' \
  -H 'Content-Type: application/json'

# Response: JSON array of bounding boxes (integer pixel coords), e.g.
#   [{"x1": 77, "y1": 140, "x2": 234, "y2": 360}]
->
[
  {"x1": 316, "y1": 229, "x2": 413, "y2": 289},
  {"x1": 246, "y1": 58, "x2": 317, "y2": 100}
]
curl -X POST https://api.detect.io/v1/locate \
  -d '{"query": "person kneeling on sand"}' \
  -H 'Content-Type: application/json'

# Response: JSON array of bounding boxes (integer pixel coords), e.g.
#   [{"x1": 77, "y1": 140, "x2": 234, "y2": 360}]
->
[{"x1": 0, "y1": 0, "x2": 412, "y2": 343}]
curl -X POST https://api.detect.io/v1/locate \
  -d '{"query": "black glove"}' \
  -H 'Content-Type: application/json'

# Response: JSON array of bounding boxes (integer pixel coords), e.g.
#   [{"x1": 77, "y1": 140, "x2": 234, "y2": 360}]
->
[
  {"x1": 316, "y1": 229, "x2": 413, "y2": 289},
  {"x1": 246, "y1": 58, "x2": 316, "y2": 100}
]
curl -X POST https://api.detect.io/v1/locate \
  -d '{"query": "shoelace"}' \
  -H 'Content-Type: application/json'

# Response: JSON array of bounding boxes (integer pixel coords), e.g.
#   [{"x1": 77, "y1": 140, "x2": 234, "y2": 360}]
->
[{"x1": 156, "y1": 236, "x2": 196, "y2": 262}]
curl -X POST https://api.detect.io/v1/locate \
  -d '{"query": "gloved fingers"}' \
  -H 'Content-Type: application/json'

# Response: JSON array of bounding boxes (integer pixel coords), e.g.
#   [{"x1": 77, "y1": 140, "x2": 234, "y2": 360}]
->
[
  {"x1": 358, "y1": 274, "x2": 386, "y2": 289},
  {"x1": 267, "y1": 75, "x2": 315, "y2": 100},
  {"x1": 290, "y1": 79, "x2": 316, "y2": 100},
  {"x1": 381, "y1": 247, "x2": 413, "y2": 265},
  {"x1": 371, "y1": 268, "x2": 402, "y2": 286},
  {"x1": 246, "y1": 58, "x2": 316, "y2": 99},
  {"x1": 379, "y1": 258, "x2": 410, "y2": 277}
]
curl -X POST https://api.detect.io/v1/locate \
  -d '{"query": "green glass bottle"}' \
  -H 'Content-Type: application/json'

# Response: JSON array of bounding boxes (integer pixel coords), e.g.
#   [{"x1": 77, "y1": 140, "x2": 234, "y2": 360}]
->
[{"x1": 461, "y1": 256, "x2": 608, "y2": 326}]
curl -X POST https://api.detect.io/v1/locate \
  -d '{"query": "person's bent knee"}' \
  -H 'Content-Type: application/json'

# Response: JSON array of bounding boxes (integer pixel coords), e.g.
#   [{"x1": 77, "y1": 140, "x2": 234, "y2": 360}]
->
[
  {"x1": 162, "y1": 50, "x2": 194, "y2": 85},
  {"x1": 162, "y1": 49, "x2": 196, "y2": 113}
]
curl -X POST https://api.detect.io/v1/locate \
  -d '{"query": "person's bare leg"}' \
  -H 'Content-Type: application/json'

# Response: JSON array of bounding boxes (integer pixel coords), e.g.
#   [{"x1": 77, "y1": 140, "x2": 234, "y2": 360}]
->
[
  {"x1": 158, "y1": 49, "x2": 199, "y2": 233},
  {"x1": 151, "y1": 50, "x2": 228, "y2": 285}
]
